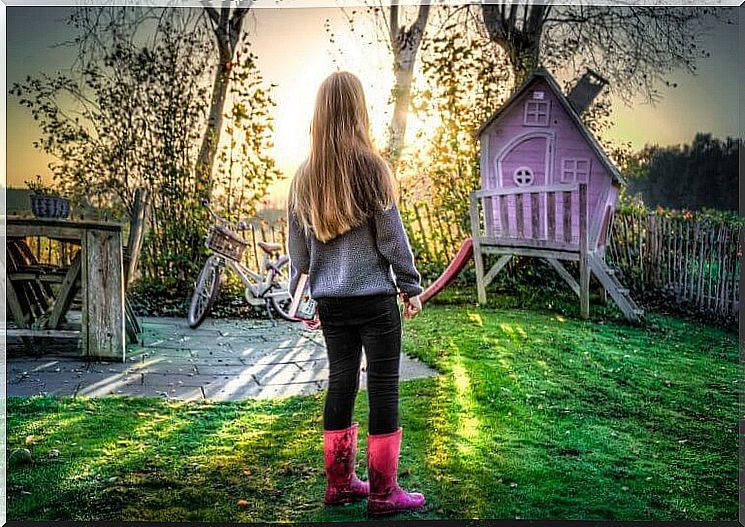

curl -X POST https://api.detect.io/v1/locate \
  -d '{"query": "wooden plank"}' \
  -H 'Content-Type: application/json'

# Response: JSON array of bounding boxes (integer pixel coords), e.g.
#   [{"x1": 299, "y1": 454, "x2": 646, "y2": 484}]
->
[
  {"x1": 483, "y1": 254, "x2": 512, "y2": 288},
  {"x1": 5, "y1": 328, "x2": 81, "y2": 338},
  {"x1": 543, "y1": 257, "x2": 579, "y2": 297},
  {"x1": 638, "y1": 213, "x2": 645, "y2": 289},
  {"x1": 125, "y1": 187, "x2": 149, "y2": 286},
  {"x1": 481, "y1": 245, "x2": 580, "y2": 261},
  {"x1": 472, "y1": 183, "x2": 578, "y2": 199},
  {"x1": 706, "y1": 224, "x2": 715, "y2": 311},
  {"x1": 484, "y1": 192, "x2": 495, "y2": 238},
  {"x1": 578, "y1": 183, "x2": 589, "y2": 319},
  {"x1": 7, "y1": 223, "x2": 120, "y2": 241},
  {"x1": 47, "y1": 252, "x2": 82, "y2": 329},
  {"x1": 250, "y1": 224, "x2": 259, "y2": 270},
  {"x1": 562, "y1": 191, "x2": 572, "y2": 244},
  {"x1": 531, "y1": 192, "x2": 540, "y2": 239},
  {"x1": 588, "y1": 252, "x2": 641, "y2": 323},
  {"x1": 647, "y1": 214, "x2": 656, "y2": 287},
  {"x1": 590, "y1": 181, "x2": 612, "y2": 250},
  {"x1": 547, "y1": 192, "x2": 556, "y2": 241},
  {"x1": 682, "y1": 219, "x2": 690, "y2": 300},
  {"x1": 82, "y1": 228, "x2": 126, "y2": 361},
  {"x1": 6, "y1": 280, "x2": 31, "y2": 328},
  {"x1": 717, "y1": 226, "x2": 727, "y2": 314},
  {"x1": 733, "y1": 227, "x2": 741, "y2": 315},
  {"x1": 499, "y1": 196, "x2": 510, "y2": 238},
  {"x1": 478, "y1": 235, "x2": 579, "y2": 252},
  {"x1": 125, "y1": 298, "x2": 141, "y2": 344},
  {"x1": 7, "y1": 215, "x2": 122, "y2": 230},
  {"x1": 424, "y1": 203, "x2": 446, "y2": 263},
  {"x1": 515, "y1": 193, "x2": 524, "y2": 239},
  {"x1": 413, "y1": 205, "x2": 432, "y2": 262},
  {"x1": 470, "y1": 193, "x2": 487, "y2": 304},
  {"x1": 259, "y1": 221, "x2": 270, "y2": 247},
  {"x1": 7, "y1": 241, "x2": 51, "y2": 317},
  {"x1": 696, "y1": 222, "x2": 706, "y2": 307}
]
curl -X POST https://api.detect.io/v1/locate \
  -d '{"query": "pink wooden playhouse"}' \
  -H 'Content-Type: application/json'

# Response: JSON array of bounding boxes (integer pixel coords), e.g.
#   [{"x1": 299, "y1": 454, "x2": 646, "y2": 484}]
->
[{"x1": 470, "y1": 67, "x2": 642, "y2": 322}]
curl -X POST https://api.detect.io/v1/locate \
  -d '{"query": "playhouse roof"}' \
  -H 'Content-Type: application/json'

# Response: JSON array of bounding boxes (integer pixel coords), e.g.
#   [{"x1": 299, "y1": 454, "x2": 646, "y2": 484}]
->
[{"x1": 476, "y1": 66, "x2": 625, "y2": 185}]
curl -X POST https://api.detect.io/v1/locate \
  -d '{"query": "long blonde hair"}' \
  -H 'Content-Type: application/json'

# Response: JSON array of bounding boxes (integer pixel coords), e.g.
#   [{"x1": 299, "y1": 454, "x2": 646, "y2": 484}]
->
[{"x1": 290, "y1": 71, "x2": 396, "y2": 243}]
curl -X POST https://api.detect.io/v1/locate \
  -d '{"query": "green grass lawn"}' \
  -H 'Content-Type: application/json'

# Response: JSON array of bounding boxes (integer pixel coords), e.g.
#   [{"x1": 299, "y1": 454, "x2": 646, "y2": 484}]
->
[{"x1": 7, "y1": 290, "x2": 739, "y2": 521}]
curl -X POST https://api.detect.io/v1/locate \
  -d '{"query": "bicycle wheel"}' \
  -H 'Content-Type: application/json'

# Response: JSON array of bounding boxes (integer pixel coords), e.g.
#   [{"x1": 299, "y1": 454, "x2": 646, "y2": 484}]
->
[
  {"x1": 269, "y1": 257, "x2": 298, "y2": 322},
  {"x1": 187, "y1": 256, "x2": 222, "y2": 329}
]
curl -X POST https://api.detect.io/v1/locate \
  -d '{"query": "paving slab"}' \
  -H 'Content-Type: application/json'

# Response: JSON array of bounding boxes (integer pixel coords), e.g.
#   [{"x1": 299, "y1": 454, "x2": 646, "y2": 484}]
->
[{"x1": 7, "y1": 315, "x2": 437, "y2": 401}]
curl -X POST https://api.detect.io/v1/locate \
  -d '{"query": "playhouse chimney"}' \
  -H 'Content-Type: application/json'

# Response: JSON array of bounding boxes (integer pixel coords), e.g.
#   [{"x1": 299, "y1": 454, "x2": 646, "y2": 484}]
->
[{"x1": 566, "y1": 68, "x2": 609, "y2": 114}]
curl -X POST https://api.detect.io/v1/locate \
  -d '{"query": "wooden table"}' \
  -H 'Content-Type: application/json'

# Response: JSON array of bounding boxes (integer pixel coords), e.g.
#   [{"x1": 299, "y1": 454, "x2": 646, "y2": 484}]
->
[{"x1": 5, "y1": 216, "x2": 126, "y2": 361}]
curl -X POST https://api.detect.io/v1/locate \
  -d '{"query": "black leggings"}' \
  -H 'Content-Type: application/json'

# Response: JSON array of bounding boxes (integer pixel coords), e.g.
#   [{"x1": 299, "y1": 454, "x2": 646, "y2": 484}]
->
[{"x1": 316, "y1": 293, "x2": 401, "y2": 435}]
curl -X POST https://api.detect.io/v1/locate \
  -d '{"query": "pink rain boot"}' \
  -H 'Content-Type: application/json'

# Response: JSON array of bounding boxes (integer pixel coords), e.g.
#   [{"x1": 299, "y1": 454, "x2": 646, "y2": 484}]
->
[
  {"x1": 367, "y1": 427, "x2": 426, "y2": 516},
  {"x1": 323, "y1": 423, "x2": 370, "y2": 505}
]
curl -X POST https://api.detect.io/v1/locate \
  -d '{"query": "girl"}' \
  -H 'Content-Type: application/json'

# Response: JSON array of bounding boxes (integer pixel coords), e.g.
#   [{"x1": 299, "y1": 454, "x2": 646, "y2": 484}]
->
[{"x1": 288, "y1": 71, "x2": 426, "y2": 516}]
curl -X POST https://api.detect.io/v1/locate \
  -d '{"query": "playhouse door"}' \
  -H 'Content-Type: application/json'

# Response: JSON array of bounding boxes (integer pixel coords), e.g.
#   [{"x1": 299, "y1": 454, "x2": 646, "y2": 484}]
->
[
  {"x1": 492, "y1": 132, "x2": 554, "y2": 238},
  {"x1": 496, "y1": 132, "x2": 553, "y2": 188}
]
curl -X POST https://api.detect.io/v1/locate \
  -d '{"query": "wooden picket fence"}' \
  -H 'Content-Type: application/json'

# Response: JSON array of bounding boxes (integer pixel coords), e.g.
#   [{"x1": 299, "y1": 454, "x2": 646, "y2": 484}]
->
[
  {"x1": 606, "y1": 211, "x2": 741, "y2": 322},
  {"x1": 236, "y1": 217, "x2": 288, "y2": 271},
  {"x1": 400, "y1": 203, "x2": 470, "y2": 267}
]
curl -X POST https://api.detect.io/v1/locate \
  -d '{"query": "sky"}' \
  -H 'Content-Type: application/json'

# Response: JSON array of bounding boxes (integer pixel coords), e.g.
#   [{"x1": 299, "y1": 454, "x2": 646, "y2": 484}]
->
[{"x1": 5, "y1": 5, "x2": 741, "y2": 206}]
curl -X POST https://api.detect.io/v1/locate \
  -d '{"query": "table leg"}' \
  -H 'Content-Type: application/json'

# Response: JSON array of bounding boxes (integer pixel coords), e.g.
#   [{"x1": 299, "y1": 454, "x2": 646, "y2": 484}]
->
[
  {"x1": 82, "y1": 229, "x2": 125, "y2": 361},
  {"x1": 47, "y1": 252, "x2": 82, "y2": 329}
]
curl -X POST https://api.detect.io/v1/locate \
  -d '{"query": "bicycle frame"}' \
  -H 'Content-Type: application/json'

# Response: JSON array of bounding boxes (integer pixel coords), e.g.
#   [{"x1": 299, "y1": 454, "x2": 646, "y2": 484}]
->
[
  {"x1": 208, "y1": 251, "x2": 290, "y2": 306},
  {"x1": 199, "y1": 200, "x2": 291, "y2": 303}
]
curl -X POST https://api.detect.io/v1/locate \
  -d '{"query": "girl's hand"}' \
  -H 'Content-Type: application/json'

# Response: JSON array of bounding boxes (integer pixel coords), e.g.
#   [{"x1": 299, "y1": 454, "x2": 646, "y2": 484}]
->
[
  {"x1": 302, "y1": 318, "x2": 321, "y2": 330},
  {"x1": 402, "y1": 294, "x2": 422, "y2": 320}
]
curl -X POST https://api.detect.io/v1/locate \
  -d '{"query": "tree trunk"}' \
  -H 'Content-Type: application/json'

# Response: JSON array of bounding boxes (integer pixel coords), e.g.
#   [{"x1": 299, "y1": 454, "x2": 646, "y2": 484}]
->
[
  {"x1": 385, "y1": 3, "x2": 430, "y2": 177},
  {"x1": 388, "y1": 46, "x2": 417, "y2": 171},
  {"x1": 195, "y1": 56, "x2": 231, "y2": 199},
  {"x1": 196, "y1": 6, "x2": 249, "y2": 200},
  {"x1": 481, "y1": 3, "x2": 547, "y2": 88}
]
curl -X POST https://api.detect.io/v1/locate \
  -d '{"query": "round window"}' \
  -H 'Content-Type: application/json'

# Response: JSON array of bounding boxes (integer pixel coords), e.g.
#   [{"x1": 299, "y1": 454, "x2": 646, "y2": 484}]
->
[{"x1": 513, "y1": 167, "x2": 534, "y2": 187}]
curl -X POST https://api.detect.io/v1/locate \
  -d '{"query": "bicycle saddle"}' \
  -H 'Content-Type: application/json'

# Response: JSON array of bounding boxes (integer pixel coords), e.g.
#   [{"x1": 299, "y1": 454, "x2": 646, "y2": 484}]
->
[{"x1": 258, "y1": 241, "x2": 282, "y2": 254}]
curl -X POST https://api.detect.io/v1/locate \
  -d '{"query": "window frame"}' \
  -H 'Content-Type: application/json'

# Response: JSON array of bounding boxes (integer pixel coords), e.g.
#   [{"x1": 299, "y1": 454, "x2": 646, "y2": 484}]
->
[
  {"x1": 512, "y1": 166, "x2": 535, "y2": 187},
  {"x1": 561, "y1": 157, "x2": 591, "y2": 183},
  {"x1": 524, "y1": 100, "x2": 551, "y2": 127}
]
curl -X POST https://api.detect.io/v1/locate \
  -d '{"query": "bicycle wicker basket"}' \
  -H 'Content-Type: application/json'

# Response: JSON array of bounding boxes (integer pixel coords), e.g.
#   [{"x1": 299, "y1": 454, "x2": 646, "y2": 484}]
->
[{"x1": 206, "y1": 224, "x2": 248, "y2": 261}]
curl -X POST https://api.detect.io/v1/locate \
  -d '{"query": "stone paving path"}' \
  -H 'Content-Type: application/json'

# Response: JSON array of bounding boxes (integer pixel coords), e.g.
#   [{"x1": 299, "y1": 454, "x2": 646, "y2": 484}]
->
[{"x1": 6, "y1": 316, "x2": 436, "y2": 401}]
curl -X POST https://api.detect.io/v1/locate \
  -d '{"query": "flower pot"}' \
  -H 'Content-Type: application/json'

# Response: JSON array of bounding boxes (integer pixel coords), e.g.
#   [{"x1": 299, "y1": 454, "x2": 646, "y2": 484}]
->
[{"x1": 30, "y1": 195, "x2": 70, "y2": 219}]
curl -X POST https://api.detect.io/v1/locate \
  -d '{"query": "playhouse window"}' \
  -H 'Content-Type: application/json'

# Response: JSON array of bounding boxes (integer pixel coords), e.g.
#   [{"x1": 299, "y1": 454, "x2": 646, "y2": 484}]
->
[
  {"x1": 524, "y1": 101, "x2": 550, "y2": 126},
  {"x1": 513, "y1": 167, "x2": 534, "y2": 187},
  {"x1": 561, "y1": 158, "x2": 590, "y2": 182}
]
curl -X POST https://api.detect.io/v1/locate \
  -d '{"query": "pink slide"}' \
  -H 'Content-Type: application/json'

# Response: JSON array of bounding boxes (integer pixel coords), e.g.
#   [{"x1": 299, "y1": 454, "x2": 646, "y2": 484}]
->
[{"x1": 419, "y1": 238, "x2": 474, "y2": 305}]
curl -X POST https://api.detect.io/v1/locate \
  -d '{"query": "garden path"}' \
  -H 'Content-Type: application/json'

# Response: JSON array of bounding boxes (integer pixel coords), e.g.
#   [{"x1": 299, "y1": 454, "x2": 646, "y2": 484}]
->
[{"x1": 6, "y1": 317, "x2": 436, "y2": 401}]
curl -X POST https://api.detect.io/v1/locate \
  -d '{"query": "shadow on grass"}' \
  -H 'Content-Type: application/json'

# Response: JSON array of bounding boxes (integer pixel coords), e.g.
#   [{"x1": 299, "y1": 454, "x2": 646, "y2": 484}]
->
[{"x1": 8, "y1": 295, "x2": 739, "y2": 522}]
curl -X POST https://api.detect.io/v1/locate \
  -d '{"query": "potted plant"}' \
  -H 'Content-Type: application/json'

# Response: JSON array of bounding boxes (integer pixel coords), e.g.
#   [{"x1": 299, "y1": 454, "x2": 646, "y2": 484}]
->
[{"x1": 25, "y1": 176, "x2": 70, "y2": 219}]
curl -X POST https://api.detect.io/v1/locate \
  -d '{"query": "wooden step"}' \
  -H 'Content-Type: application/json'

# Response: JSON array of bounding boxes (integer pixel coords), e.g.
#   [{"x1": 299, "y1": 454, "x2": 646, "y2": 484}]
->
[{"x1": 588, "y1": 253, "x2": 643, "y2": 323}]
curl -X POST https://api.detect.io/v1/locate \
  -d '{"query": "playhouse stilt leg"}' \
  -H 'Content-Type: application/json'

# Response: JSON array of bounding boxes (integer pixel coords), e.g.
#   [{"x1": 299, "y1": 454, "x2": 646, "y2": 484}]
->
[
  {"x1": 579, "y1": 184, "x2": 590, "y2": 319},
  {"x1": 580, "y1": 251, "x2": 590, "y2": 319},
  {"x1": 474, "y1": 245, "x2": 487, "y2": 305},
  {"x1": 470, "y1": 192, "x2": 487, "y2": 305}
]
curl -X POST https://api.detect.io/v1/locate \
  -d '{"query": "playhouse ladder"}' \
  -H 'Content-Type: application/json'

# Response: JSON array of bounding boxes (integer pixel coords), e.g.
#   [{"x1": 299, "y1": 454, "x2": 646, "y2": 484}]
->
[{"x1": 588, "y1": 253, "x2": 644, "y2": 323}]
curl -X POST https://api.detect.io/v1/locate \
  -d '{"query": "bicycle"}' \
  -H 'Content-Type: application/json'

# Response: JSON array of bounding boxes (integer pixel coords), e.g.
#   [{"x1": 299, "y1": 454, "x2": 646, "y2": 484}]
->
[{"x1": 187, "y1": 200, "x2": 296, "y2": 329}]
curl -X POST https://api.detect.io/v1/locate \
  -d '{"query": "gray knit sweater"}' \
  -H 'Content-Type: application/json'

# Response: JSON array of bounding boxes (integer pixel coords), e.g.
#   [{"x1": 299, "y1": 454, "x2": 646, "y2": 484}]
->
[{"x1": 287, "y1": 203, "x2": 423, "y2": 300}]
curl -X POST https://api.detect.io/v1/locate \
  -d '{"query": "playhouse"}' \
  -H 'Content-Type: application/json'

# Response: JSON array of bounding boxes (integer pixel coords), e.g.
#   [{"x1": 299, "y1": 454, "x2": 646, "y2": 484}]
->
[{"x1": 469, "y1": 66, "x2": 642, "y2": 322}]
